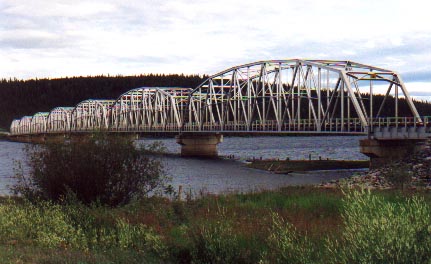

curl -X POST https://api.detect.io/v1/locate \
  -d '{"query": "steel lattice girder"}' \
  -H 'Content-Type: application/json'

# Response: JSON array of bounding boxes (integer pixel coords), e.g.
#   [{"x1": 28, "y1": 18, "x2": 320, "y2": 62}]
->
[
  {"x1": 186, "y1": 59, "x2": 421, "y2": 131},
  {"x1": 31, "y1": 112, "x2": 49, "y2": 134},
  {"x1": 110, "y1": 87, "x2": 191, "y2": 130},
  {"x1": 71, "y1": 99, "x2": 115, "y2": 131},
  {"x1": 47, "y1": 107, "x2": 74, "y2": 132},
  {"x1": 10, "y1": 119, "x2": 21, "y2": 135},
  {"x1": 9, "y1": 59, "x2": 422, "y2": 135},
  {"x1": 18, "y1": 116, "x2": 33, "y2": 134}
]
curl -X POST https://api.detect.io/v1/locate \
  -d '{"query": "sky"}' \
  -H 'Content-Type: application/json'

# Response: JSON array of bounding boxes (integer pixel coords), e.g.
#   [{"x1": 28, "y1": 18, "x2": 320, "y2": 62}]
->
[{"x1": 1, "y1": 0, "x2": 431, "y2": 99}]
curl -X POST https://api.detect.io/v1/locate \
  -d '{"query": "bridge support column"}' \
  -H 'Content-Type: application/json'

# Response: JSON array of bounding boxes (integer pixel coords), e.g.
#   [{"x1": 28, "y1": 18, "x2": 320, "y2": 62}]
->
[
  {"x1": 176, "y1": 133, "x2": 223, "y2": 158},
  {"x1": 360, "y1": 139, "x2": 427, "y2": 169}
]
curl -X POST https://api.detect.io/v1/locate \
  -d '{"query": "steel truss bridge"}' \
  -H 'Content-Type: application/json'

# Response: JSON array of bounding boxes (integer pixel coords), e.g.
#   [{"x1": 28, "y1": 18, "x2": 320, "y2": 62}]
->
[{"x1": 9, "y1": 59, "x2": 431, "y2": 138}]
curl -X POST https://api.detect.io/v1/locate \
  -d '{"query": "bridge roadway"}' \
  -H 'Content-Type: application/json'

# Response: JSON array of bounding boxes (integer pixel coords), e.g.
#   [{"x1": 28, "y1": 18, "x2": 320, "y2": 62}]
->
[{"x1": 8, "y1": 59, "x2": 431, "y2": 166}]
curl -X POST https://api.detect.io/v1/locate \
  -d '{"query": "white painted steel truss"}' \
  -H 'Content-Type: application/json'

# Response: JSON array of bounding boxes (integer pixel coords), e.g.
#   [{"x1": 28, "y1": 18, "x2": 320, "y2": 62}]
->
[
  {"x1": 31, "y1": 112, "x2": 49, "y2": 134},
  {"x1": 110, "y1": 87, "x2": 191, "y2": 131},
  {"x1": 71, "y1": 99, "x2": 115, "y2": 131},
  {"x1": 9, "y1": 60, "x2": 423, "y2": 135},
  {"x1": 186, "y1": 59, "x2": 421, "y2": 132},
  {"x1": 47, "y1": 107, "x2": 74, "y2": 132}
]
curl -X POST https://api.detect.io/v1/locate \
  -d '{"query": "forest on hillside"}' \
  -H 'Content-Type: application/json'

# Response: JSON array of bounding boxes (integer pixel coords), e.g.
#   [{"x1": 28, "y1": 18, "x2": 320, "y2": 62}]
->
[{"x1": 1, "y1": 74, "x2": 431, "y2": 130}]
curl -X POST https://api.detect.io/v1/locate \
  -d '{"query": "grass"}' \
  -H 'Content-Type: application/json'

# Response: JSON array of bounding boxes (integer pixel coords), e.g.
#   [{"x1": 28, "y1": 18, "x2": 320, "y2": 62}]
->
[
  {"x1": 0, "y1": 245, "x2": 158, "y2": 264},
  {"x1": 0, "y1": 186, "x2": 430, "y2": 263}
]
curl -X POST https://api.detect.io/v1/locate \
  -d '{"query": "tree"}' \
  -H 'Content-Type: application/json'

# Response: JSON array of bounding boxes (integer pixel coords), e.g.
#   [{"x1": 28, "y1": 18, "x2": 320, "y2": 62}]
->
[{"x1": 13, "y1": 134, "x2": 169, "y2": 206}]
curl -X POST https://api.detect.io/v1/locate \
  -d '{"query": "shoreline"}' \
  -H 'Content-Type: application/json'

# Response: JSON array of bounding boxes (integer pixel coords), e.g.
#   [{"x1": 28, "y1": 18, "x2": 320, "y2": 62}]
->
[{"x1": 247, "y1": 159, "x2": 370, "y2": 174}]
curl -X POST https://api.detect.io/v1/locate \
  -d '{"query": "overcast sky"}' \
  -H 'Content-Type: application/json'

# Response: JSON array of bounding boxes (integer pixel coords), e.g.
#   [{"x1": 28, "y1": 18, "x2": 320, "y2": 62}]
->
[{"x1": 1, "y1": 0, "x2": 430, "y2": 97}]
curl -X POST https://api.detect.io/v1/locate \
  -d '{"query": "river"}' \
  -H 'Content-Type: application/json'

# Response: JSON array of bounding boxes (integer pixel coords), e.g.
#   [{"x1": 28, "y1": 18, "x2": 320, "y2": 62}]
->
[{"x1": 0, "y1": 136, "x2": 368, "y2": 196}]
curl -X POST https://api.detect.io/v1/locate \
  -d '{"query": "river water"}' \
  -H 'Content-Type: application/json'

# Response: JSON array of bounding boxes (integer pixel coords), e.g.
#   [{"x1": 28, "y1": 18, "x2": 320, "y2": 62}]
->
[{"x1": 0, "y1": 136, "x2": 368, "y2": 196}]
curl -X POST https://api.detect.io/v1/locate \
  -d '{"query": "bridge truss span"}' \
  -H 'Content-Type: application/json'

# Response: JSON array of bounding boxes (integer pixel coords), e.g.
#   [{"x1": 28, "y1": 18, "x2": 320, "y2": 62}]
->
[
  {"x1": 71, "y1": 99, "x2": 115, "y2": 132},
  {"x1": 110, "y1": 87, "x2": 191, "y2": 132},
  {"x1": 47, "y1": 107, "x2": 74, "y2": 133},
  {"x1": 9, "y1": 59, "x2": 425, "y2": 136},
  {"x1": 186, "y1": 59, "x2": 421, "y2": 133},
  {"x1": 31, "y1": 112, "x2": 49, "y2": 134}
]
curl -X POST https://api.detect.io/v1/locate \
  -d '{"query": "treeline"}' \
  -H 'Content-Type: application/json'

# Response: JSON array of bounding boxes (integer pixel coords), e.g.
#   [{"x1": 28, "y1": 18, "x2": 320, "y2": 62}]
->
[
  {"x1": 294, "y1": 91, "x2": 431, "y2": 119},
  {"x1": 0, "y1": 74, "x2": 206, "y2": 129}
]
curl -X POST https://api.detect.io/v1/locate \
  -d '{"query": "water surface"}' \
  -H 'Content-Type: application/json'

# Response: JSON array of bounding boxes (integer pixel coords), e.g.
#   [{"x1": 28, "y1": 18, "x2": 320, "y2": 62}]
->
[{"x1": 0, "y1": 136, "x2": 367, "y2": 195}]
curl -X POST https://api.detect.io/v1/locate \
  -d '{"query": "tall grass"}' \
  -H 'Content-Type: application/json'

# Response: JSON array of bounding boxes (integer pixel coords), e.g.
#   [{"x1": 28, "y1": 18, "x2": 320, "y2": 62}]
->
[
  {"x1": 0, "y1": 198, "x2": 165, "y2": 259},
  {"x1": 327, "y1": 189, "x2": 431, "y2": 264},
  {"x1": 0, "y1": 187, "x2": 430, "y2": 263},
  {"x1": 0, "y1": 199, "x2": 87, "y2": 249},
  {"x1": 261, "y1": 212, "x2": 315, "y2": 264},
  {"x1": 189, "y1": 212, "x2": 240, "y2": 263}
]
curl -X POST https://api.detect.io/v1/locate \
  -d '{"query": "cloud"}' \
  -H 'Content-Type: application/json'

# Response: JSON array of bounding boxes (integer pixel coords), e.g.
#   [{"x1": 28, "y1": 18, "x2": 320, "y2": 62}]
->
[
  {"x1": 402, "y1": 71, "x2": 431, "y2": 83},
  {"x1": 0, "y1": 29, "x2": 70, "y2": 49},
  {"x1": 2, "y1": 1, "x2": 117, "y2": 18},
  {"x1": 0, "y1": 0, "x2": 430, "y2": 86}
]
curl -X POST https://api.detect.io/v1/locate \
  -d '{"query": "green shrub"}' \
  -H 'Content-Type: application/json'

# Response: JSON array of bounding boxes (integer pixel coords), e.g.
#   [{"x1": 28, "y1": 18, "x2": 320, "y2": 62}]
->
[
  {"x1": 327, "y1": 189, "x2": 431, "y2": 264},
  {"x1": 115, "y1": 218, "x2": 166, "y2": 254},
  {"x1": 0, "y1": 199, "x2": 166, "y2": 257},
  {"x1": 169, "y1": 224, "x2": 193, "y2": 263},
  {"x1": 261, "y1": 212, "x2": 315, "y2": 264},
  {"x1": 0, "y1": 199, "x2": 87, "y2": 249},
  {"x1": 13, "y1": 134, "x2": 169, "y2": 206},
  {"x1": 190, "y1": 210, "x2": 243, "y2": 264}
]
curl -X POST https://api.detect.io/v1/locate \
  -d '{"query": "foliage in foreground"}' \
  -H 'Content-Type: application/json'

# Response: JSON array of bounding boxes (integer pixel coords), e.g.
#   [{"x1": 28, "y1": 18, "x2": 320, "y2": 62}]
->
[
  {"x1": 0, "y1": 188, "x2": 430, "y2": 263},
  {"x1": 263, "y1": 212, "x2": 315, "y2": 264},
  {"x1": 327, "y1": 189, "x2": 431, "y2": 264},
  {"x1": 13, "y1": 134, "x2": 169, "y2": 206},
  {"x1": 0, "y1": 199, "x2": 165, "y2": 258}
]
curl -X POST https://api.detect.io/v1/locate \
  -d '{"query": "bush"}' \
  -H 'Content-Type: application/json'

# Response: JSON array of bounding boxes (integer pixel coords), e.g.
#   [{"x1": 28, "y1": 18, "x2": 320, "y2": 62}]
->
[
  {"x1": 115, "y1": 218, "x2": 166, "y2": 254},
  {"x1": 13, "y1": 134, "x2": 169, "y2": 206},
  {"x1": 327, "y1": 189, "x2": 431, "y2": 264},
  {"x1": 0, "y1": 199, "x2": 87, "y2": 249},
  {"x1": 190, "y1": 210, "x2": 242, "y2": 264},
  {"x1": 0, "y1": 199, "x2": 166, "y2": 256},
  {"x1": 262, "y1": 212, "x2": 315, "y2": 264}
]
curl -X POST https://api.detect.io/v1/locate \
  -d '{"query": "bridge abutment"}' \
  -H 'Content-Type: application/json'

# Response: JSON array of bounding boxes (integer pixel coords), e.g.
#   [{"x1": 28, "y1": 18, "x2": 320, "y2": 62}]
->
[
  {"x1": 359, "y1": 138, "x2": 427, "y2": 168},
  {"x1": 176, "y1": 133, "x2": 223, "y2": 158}
]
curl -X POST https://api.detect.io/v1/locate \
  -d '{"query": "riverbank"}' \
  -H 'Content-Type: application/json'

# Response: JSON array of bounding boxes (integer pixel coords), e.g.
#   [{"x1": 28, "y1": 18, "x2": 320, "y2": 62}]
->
[
  {"x1": 247, "y1": 159, "x2": 369, "y2": 173},
  {"x1": 319, "y1": 144, "x2": 431, "y2": 190},
  {"x1": 0, "y1": 187, "x2": 430, "y2": 263}
]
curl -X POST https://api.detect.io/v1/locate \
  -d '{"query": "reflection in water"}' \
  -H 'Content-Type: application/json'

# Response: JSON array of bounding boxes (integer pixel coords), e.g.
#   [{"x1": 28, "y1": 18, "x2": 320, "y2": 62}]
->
[{"x1": 0, "y1": 136, "x2": 367, "y2": 195}]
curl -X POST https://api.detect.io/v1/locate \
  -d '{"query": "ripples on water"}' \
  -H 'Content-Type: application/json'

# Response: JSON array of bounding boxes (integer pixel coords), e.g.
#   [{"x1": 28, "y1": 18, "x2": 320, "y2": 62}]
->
[
  {"x1": 0, "y1": 141, "x2": 26, "y2": 195},
  {"x1": 0, "y1": 136, "x2": 367, "y2": 195}
]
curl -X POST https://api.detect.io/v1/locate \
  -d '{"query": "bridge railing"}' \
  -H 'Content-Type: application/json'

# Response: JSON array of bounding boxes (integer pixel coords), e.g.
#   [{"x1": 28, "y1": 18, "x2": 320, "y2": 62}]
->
[
  {"x1": 181, "y1": 118, "x2": 367, "y2": 133},
  {"x1": 367, "y1": 116, "x2": 431, "y2": 139},
  {"x1": 371, "y1": 116, "x2": 431, "y2": 128}
]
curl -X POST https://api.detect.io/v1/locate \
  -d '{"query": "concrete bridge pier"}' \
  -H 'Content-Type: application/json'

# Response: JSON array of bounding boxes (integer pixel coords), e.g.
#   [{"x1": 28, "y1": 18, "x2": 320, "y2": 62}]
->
[
  {"x1": 360, "y1": 138, "x2": 427, "y2": 168},
  {"x1": 176, "y1": 133, "x2": 223, "y2": 157}
]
